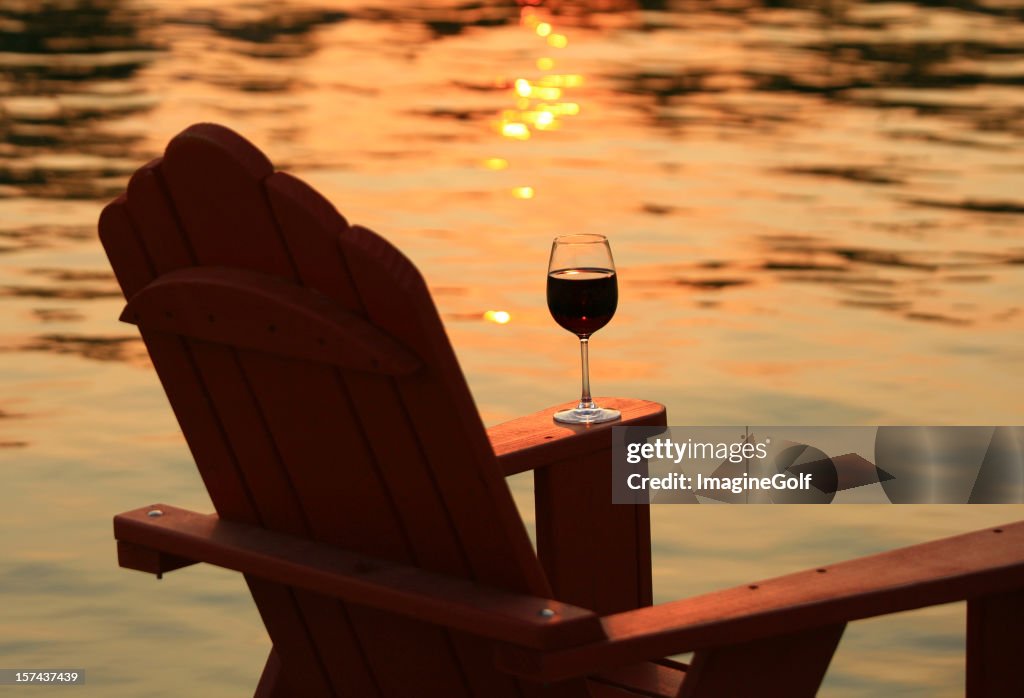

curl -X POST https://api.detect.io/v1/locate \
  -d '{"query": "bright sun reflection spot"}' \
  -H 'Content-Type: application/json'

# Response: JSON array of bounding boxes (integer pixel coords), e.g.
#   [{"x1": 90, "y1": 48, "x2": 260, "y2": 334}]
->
[
  {"x1": 484, "y1": 310, "x2": 512, "y2": 325},
  {"x1": 512, "y1": 186, "x2": 535, "y2": 199},
  {"x1": 546, "y1": 102, "x2": 579, "y2": 115},
  {"x1": 539, "y1": 74, "x2": 583, "y2": 88},
  {"x1": 501, "y1": 122, "x2": 530, "y2": 139},
  {"x1": 513, "y1": 80, "x2": 562, "y2": 101},
  {"x1": 491, "y1": 13, "x2": 583, "y2": 176}
]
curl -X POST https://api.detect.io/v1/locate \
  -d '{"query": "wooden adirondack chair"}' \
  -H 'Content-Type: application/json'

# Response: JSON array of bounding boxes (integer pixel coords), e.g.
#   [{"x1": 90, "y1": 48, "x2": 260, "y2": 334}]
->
[{"x1": 103, "y1": 124, "x2": 1024, "y2": 698}]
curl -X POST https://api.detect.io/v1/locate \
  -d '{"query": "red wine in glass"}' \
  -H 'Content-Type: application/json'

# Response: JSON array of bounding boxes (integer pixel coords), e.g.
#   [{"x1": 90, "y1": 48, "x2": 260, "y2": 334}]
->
[
  {"x1": 547, "y1": 268, "x2": 618, "y2": 337},
  {"x1": 546, "y1": 235, "x2": 621, "y2": 424}
]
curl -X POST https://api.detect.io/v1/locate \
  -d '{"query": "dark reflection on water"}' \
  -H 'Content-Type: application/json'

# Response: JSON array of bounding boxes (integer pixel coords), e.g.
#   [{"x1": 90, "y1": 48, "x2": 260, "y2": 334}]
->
[
  {"x1": 0, "y1": 225, "x2": 95, "y2": 254},
  {"x1": 0, "y1": 0, "x2": 158, "y2": 198},
  {"x1": 195, "y1": 7, "x2": 349, "y2": 50},
  {"x1": 16, "y1": 333, "x2": 144, "y2": 363},
  {"x1": 615, "y1": 4, "x2": 1024, "y2": 134}
]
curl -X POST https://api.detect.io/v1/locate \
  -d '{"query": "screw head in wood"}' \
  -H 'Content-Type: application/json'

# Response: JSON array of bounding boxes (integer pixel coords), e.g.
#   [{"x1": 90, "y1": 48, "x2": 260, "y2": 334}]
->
[
  {"x1": 538, "y1": 608, "x2": 556, "y2": 618},
  {"x1": 147, "y1": 509, "x2": 164, "y2": 518}
]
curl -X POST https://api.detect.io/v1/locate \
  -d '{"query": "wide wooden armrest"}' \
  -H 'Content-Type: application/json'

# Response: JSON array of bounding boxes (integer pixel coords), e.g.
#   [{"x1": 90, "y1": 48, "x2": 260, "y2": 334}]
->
[
  {"x1": 496, "y1": 519, "x2": 1024, "y2": 681},
  {"x1": 114, "y1": 504, "x2": 604, "y2": 650},
  {"x1": 489, "y1": 397, "x2": 666, "y2": 475}
]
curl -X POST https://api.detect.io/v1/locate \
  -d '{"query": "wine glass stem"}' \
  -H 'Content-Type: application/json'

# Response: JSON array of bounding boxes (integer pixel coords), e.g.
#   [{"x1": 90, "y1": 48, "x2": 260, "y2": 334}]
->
[{"x1": 577, "y1": 337, "x2": 595, "y2": 410}]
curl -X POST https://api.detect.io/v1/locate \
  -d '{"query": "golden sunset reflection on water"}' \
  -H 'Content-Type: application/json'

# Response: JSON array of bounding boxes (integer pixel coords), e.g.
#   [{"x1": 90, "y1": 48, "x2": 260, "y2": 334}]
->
[
  {"x1": 490, "y1": 0, "x2": 586, "y2": 202},
  {"x1": 1, "y1": 0, "x2": 1023, "y2": 695}
]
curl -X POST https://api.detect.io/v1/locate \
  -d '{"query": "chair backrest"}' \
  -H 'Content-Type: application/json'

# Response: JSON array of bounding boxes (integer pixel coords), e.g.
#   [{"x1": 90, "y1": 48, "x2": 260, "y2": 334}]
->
[{"x1": 99, "y1": 123, "x2": 571, "y2": 697}]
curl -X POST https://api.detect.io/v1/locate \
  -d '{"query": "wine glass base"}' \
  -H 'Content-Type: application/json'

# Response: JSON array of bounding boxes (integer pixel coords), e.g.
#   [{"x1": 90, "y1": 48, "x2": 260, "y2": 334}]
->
[{"x1": 552, "y1": 407, "x2": 621, "y2": 425}]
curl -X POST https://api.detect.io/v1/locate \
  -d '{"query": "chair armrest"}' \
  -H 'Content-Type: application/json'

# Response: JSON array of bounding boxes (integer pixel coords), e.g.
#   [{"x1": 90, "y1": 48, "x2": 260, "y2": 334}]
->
[
  {"x1": 114, "y1": 504, "x2": 604, "y2": 650},
  {"x1": 488, "y1": 397, "x2": 666, "y2": 476},
  {"x1": 489, "y1": 397, "x2": 666, "y2": 614},
  {"x1": 496, "y1": 520, "x2": 1024, "y2": 681}
]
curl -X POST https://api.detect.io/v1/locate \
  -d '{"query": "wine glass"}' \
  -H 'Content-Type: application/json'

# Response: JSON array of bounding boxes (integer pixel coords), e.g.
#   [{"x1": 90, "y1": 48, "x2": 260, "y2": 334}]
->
[{"x1": 547, "y1": 234, "x2": 621, "y2": 424}]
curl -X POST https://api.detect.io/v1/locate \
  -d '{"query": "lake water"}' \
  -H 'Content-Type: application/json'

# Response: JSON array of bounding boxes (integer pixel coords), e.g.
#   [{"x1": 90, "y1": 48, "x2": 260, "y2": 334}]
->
[{"x1": 1, "y1": 0, "x2": 1023, "y2": 695}]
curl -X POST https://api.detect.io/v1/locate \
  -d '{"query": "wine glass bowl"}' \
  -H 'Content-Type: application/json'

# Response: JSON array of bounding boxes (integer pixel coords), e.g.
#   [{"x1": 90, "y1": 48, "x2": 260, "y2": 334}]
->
[{"x1": 546, "y1": 234, "x2": 621, "y2": 424}]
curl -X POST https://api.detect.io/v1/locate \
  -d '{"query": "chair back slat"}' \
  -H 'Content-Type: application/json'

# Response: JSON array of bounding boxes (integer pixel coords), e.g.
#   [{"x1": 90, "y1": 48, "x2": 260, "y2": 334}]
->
[{"x1": 100, "y1": 123, "x2": 586, "y2": 697}]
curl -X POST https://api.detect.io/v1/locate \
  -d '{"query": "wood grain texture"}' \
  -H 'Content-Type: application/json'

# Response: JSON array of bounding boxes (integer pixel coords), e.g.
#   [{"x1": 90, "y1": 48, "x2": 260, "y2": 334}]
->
[
  {"x1": 489, "y1": 398, "x2": 666, "y2": 476},
  {"x1": 339, "y1": 222, "x2": 552, "y2": 596},
  {"x1": 503, "y1": 398, "x2": 663, "y2": 615},
  {"x1": 101, "y1": 149, "x2": 338, "y2": 696},
  {"x1": 103, "y1": 123, "x2": 659, "y2": 696},
  {"x1": 121, "y1": 267, "x2": 420, "y2": 374},
  {"x1": 536, "y1": 451, "x2": 653, "y2": 615},
  {"x1": 114, "y1": 504, "x2": 604, "y2": 650},
  {"x1": 264, "y1": 169, "x2": 536, "y2": 697},
  {"x1": 966, "y1": 588, "x2": 1024, "y2": 697},
  {"x1": 497, "y1": 521, "x2": 1024, "y2": 681}
]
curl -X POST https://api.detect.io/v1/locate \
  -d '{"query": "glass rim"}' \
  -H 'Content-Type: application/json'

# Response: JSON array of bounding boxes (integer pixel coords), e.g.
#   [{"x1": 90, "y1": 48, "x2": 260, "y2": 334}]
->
[{"x1": 552, "y1": 233, "x2": 609, "y2": 245}]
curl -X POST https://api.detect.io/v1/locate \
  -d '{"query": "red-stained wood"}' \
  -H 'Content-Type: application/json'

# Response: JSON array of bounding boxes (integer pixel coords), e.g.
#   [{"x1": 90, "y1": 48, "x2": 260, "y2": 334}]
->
[
  {"x1": 103, "y1": 195, "x2": 337, "y2": 697},
  {"x1": 500, "y1": 398, "x2": 662, "y2": 615},
  {"x1": 156, "y1": 126, "x2": 470, "y2": 697},
  {"x1": 336, "y1": 221, "x2": 567, "y2": 697},
  {"x1": 496, "y1": 521, "x2": 1024, "y2": 682},
  {"x1": 98, "y1": 197, "x2": 154, "y2": 298},
  {"x1": 110, "y1": 126, "x2": 358, "y2": 696},
  {"x1": 489, "y1": 398, "x2": 666, "y2": 476},
  {"x1": 121, "y1": 267, "x2": 420, "y2": 375},
  {"x1": 677, "y1": 624, "x2": 844, "y2": 698},
  {"x1": 261, "y1": 187, "x2": 536, "y2": 687},
  {"x1": 105, "y1": 123, "x2": 608, "y2": 697},
  {"x1": 124, "y1": 161, "x2": 194, "y2": 274},
  {"x1": 536, "y1": 450, "x2": 653, "y2": 615},
  {"x1": 116, "y1": 540, "x2": 195, "y2": 577},
  {"x1": 114, "y1": 504, "x2": 604, "y2": 649},
  {"x1": 966, "y1": 589, "x2": 1024, "y2": 697},
  {"x1": 237, "y1": 351, "x2": 476, "y2": 697},
  {"x1": 339, "y1": 223, "x2": 552, "y2": 596},
  {"x1": 177, "y1": 339, "x2": 383, "y2": 695},
  {"x1": 591, "y1": 662, "x2": 685, "y2": 698},
  {"x1": 267, "y1": 145, "x2": 532, "y2": 698},
  {"x1": 160, "y1": 123, "x2": 292, "y2": 277}
]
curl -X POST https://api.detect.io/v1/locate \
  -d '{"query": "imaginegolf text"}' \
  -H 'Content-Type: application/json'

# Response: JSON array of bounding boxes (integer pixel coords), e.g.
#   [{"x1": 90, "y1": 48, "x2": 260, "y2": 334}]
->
[{"x1": 626, "y1": 472, "x2": 814, "y2": 495}]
